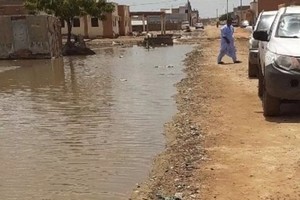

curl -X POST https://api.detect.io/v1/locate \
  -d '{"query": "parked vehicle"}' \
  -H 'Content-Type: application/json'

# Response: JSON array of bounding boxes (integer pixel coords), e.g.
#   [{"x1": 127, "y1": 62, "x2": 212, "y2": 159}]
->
[
  {"x1": 254, "y1": 6, "x2": 300, "y2": 116},
  {"x1": 195, "y1": 22, "x2": 204, "y2": 29},
  {"x1": 248, "y1": 10, "x2": 277, "y2": 78}
]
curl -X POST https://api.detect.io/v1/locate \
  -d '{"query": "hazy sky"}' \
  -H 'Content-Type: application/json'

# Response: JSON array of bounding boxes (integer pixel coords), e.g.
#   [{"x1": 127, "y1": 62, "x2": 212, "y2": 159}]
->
[{"x1": 113, "y1": 0, "x2": 253, "y2": 18}]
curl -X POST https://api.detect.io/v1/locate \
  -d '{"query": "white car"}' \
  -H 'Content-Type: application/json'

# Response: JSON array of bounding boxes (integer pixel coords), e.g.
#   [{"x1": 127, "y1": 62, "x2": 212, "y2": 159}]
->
[
  {"x1": 248, "y1": 10, "x2": 277, "y2": 78},
  {"x1": 254, "y1": 6, "x2": 300, "y2": 116},
  {"x1": 195, "y1": 22, "x2": 204, "y2": 29}
]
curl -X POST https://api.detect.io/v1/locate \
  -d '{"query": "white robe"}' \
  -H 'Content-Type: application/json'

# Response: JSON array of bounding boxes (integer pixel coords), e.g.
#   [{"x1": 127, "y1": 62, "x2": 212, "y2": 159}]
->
[{"x1": 217, "y1": 25, "x2": 237, "y2": 62}]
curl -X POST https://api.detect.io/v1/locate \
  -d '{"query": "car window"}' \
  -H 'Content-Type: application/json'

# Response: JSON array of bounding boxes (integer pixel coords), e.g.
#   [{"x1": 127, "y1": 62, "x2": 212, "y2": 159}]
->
[
  {"x1": 256, "y1": 15, "x2": 276, "y2": 31},
  {"x1": 276, "y1": 14, "x2": 300, "y2": 38},
  {"x1": 268, "y1": 12, "x2": 280, "y2": 37}
]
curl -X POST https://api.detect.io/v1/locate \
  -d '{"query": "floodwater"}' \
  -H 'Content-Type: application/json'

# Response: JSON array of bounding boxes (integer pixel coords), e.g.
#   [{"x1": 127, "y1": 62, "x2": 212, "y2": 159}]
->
[{"x1": 0, "y1": 45, "x2": 192, "y2": 200}]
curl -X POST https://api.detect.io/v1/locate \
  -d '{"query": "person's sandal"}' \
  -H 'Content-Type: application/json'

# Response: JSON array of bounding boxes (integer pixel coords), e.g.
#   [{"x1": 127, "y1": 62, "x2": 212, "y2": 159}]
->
[
  {"x1": 234, "y1": 60, "x2": 242, "y2": 64},
  {"x1": 218, "y1": 61, "x2": 225, "y2": 64}
]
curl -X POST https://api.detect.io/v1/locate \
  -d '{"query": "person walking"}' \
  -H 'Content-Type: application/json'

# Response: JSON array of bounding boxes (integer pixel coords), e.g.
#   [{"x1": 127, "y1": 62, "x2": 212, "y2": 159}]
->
[{"x1": 217, "y1": 19, "x2": 241, "y2": 64}]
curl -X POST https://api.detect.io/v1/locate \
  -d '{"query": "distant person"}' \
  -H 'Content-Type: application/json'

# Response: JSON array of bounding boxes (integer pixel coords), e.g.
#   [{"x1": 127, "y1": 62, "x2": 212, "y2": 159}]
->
[
  {"x1": 217, "y1": 19, "x2": 241, "y2": 64},
  {"x1": 216, "y1": 21, "x2": 219, "y2": 28}
]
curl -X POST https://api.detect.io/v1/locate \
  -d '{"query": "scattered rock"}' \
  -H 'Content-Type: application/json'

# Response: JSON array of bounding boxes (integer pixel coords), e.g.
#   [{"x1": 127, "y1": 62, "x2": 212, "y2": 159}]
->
[{"x1": 120, "y1": 79, "x2": 127, "y2": 82}]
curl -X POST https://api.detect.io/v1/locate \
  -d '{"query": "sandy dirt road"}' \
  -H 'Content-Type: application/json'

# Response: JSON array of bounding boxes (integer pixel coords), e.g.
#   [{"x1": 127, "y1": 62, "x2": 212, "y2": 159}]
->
[
  {"x1": 199, "y1": 27, "x2": 300, "y2": 200},
  {"x1": 131, "y1": 26, "x2": 300, "y2": 200}
]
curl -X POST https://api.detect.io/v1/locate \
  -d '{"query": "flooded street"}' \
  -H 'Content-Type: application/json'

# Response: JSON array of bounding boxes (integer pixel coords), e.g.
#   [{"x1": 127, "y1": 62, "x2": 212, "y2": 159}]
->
[{"x1": 0, "y1": 45, "x2": 192, "y2": 200}]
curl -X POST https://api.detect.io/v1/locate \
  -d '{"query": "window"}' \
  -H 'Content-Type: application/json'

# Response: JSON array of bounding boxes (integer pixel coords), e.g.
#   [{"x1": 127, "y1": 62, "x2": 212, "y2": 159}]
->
[
  {"x1": 256, "y1": 15, "x2": 276, "y2": 31},
  {"x1": 276, "y1": 14, "x2": 300, "y2": 38},
  {"x1": 73, "y1": 18, "x2": 80, "y2": 27},
  {"x1": 91, "y1": 17, "x2": 99, "y2": 27}
]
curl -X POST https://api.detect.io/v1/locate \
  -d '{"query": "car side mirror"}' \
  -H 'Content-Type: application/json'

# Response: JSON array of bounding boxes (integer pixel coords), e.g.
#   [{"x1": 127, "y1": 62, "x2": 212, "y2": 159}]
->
[{"x1": 253, "y1": 31, "x2": 269, "y2": 41}]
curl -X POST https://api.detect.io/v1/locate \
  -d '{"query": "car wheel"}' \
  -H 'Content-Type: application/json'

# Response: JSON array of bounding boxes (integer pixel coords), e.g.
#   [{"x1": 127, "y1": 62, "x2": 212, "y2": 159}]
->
[
  {"x1": 263, "y1": 89, "x2": 280, "y2": 117},
  {"x1": 248, "y1": 62, "x2": 258, "y2": 78},
  {"x1": 258, "y1": 69, "x2": 264, "y2": 97}
]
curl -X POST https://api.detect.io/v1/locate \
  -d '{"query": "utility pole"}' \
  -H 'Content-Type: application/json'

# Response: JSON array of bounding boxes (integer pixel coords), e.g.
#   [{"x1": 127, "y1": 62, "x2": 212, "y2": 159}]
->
[
  {"x1": 226, "y1": 0, "x2": 229, "y2": 19},
  {"x1": 216, "y1": 8, "x2": 219, "y2": 19},
  {"x1": 240, "y1": 0, "x2": 243, "y2": 21}
]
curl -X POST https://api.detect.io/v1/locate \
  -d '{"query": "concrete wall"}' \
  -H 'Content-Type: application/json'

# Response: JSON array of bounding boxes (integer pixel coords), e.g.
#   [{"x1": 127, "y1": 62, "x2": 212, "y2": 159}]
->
[
  {"x1": 86, "y1": 16, "x2": 104, "y2": 38},
  {"x1": 61, "y1": 17, "x2": 86, "y2": 37},
  {"x1": 147, "y1": 23, "x2": 181, "y2": 31},
  {"x1": 148, "y1": 13, "x2": 187, "y2": 23},
  {"x1": 0, "y1": 15, "x2": 62, "y2": 59},
  {"x1": 118, "y1": 5, "x2": 132, "y2": 36},
  {"x1": 103, "y1": 3, "x2": 120, "y2": 38},
  {"x1": 61, "y1": 14, "x2": 117, "y2": 39},
  {"x1": 62, "y1": 16, "x2": 103, "y2": 39}
]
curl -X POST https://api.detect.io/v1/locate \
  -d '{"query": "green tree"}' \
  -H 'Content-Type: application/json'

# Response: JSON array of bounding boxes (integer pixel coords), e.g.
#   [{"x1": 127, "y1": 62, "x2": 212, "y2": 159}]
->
[{"x1": 25, "y1": 0, "x2": 115, "y2": 45}]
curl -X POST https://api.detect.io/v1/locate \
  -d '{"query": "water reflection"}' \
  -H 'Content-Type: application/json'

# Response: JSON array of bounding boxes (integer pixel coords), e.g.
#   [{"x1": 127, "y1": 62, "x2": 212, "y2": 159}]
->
[
  {"x1": 0, "y1": 58, "x2": 65, "y2": 91},
  {"x1": 0, "y1": 45, "x2": 193, "y2": 200}
]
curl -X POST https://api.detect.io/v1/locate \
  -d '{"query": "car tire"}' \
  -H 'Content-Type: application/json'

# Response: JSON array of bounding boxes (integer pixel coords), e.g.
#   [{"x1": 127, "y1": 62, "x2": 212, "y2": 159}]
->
[
  {"x1": 258, "y1": 69, "x2": 264, "y2": 97},
  {"x1": 263, "y1": 89, "x2": 280, "y2": 117},
  {"x1": 248, "y1": 63, "x2": 258, "y2": 78}
]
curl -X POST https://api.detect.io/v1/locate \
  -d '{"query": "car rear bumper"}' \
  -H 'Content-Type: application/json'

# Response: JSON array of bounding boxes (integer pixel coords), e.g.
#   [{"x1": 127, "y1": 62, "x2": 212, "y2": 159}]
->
[{"x1": 265, "y1": 64, "x2": 300, "y2": 100}]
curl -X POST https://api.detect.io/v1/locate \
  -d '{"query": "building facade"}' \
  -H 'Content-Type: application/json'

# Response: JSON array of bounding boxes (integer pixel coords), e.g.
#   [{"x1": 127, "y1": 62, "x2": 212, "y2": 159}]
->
[
  {"x1": 61, "y1": 16, "x2": 105, "y2": 39},
  {"x1": 233, "y1": 6, "x2": 254, "y2": 25},
  {"x1": 62, "y1": 3, "x2": 132, "y2": 39},
  {"x1": 103, "y1": 3, "x2": 120, "y2": 38},
  {"x1": 61, "y1": 3, "x2": 122, "y2": 39},
  {"x1": 118, "y1": 5, "x2": 132, "y2": 36},
  {"x1": 0, "y1": 15, "x2": 62, "y2": 59},
  {"x1": 0, "y1": 0, "x2": 62, "y2": 59}
]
